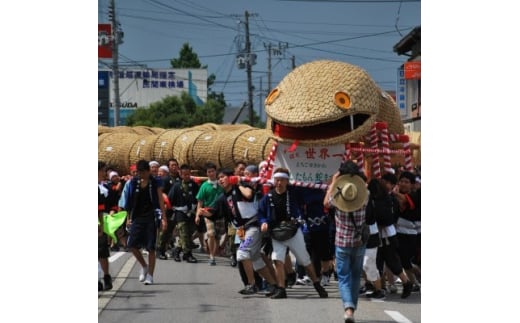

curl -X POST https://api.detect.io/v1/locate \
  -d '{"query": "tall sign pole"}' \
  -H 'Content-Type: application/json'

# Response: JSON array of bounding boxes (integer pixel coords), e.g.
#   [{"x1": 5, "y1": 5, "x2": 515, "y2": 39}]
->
[
  {"x1": 110, "y1": 0, "x2": 121, "y2": 126},
  {"x1": 245, "y1": 11, "x2": 254, "y2": 126}
]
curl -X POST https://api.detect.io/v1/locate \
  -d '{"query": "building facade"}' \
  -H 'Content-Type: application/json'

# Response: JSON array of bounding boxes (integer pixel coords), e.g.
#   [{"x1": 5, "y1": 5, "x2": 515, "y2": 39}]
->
[{"x1": 394, "y1": 26, "x2": 421, "y2": 133}]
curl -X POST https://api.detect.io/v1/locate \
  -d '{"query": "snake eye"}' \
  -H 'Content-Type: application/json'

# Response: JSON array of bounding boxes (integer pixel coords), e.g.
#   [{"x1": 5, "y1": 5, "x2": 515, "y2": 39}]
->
[
  {"x1": 265, "y1": 88, "x2": 280, "y2": 105},
  {"x1": 334, "y1": 91, "x2": 351, "y2": 110}
]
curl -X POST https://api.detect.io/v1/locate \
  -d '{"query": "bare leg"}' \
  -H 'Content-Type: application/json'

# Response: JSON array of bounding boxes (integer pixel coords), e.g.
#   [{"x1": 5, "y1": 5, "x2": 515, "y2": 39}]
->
[
  {"x1": 256, "y1": 265, "x2": 277, "y2": 286},
  {"x1": 241, "y1": 259, "x2": 256, "y2": 285},
  {"x1": 273, "y1": 260, "x2": 286, "y2": 287},
  {"x1": 148, "y1": 250, "x2": 156, "y2": 275},
  {"x1": 99, "y1": 258, "x2": 109, "y2": 275},
  {"x1": 131, "y1": 247, "x2": 148, "y2": 268}
]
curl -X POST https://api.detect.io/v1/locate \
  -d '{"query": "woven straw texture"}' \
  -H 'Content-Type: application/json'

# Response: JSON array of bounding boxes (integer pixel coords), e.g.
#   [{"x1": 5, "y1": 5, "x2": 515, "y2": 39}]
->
[
  {"x1": 153, "y1": 129, "x2": 184, "y2": 165},
  {"x1": 232, "y1": 128, "x2": 276, "y2": 167},
  {"x1": 264, "y1": 60, "x2": 380, "y2": 146},
  {"x1": 173, "y1": 129, "x2": 205, "y2": 166},
  {"x1": 377, "y1": 91, "x2": 404, "y2": 135},
  {"x1": 190, "y1": 130, "x2": 226, "y2": 170},
  {"x1": 131, "y1": 126, "x2": 157, "y2": 136},
  {"x1": 98, "y1": 125, "x2": 114, "y2": 136},
  {"x1": 128, "y1": 135, "x2": 158, "y2": 173},
  {"x1": 218, "y1": 126, "x2": 256, "y2": 169},
  {"x1": 98, "y1": 126, "x2": 419, "y2": 173},
  {"x1": 98, "y1": 133, "x2": 141, "y2": 174}
]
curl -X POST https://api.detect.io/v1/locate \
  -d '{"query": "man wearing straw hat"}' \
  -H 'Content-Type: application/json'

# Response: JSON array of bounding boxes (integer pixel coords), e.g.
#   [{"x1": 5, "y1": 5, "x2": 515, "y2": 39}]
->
[{"x1": 323, "y1": 160, "x2": 369, "y2": 323}]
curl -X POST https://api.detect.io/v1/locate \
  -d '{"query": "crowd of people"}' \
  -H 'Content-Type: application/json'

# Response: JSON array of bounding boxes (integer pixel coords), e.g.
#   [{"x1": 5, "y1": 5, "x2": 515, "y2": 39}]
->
[{"x1": 98, "y1": 157, "x2": 421, "y2": 323}]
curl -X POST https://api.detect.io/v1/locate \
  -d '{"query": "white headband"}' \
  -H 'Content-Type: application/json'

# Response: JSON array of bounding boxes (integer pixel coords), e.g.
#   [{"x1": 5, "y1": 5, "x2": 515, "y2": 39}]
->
[
  {"x1": 273, "y1": 172, "x2": 289, "y2": 179},
  {"x1": 109, "y1": 171, "x2": 119, "y2": 180}
]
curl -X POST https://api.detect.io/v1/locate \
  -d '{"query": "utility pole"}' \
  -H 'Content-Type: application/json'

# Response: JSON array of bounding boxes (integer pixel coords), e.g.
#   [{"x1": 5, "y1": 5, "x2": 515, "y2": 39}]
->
[
  {"x1": 258, "y1": 77, "x2": 263, "y2": 122},
  {"x1": 291, "y1": 55, "x2": 296, "y2": 69},
  {"x1": 266, "y1": 43, "x2": 272, "y2": 93},
  {"x1": 110, "y1": 0, "x2": 121, "y2": 126},
  {"x1": 245, "y1": 11, "x2": 254, "y2": 126},
  {"x1": 264, "y1": 42, "x2": 288, "y2": 92}
]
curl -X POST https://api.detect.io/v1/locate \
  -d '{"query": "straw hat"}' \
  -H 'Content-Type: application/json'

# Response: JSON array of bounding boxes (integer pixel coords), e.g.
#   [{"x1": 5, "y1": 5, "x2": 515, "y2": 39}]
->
[{"x1": 331, "y1": 174, "x2": 368, "y2": 212}]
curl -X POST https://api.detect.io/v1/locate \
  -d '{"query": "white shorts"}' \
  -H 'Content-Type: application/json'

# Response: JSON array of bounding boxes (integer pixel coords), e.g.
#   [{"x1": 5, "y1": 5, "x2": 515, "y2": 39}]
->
[{"x1": 271, "y1": 228, "x2": 311, "y2": 267}]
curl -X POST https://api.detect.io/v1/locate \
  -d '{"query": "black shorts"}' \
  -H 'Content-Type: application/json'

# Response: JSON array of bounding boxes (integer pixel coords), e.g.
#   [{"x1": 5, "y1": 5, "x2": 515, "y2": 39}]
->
[
  {"x1": 127, "y1": 220, "x2": 158, "y2": 251},
  {"x1": 309, "y1": 230, "x2": 333, "y2": 262},
  {"x1": 195, "y1": 215, "x2": 207, "y2": 233}
]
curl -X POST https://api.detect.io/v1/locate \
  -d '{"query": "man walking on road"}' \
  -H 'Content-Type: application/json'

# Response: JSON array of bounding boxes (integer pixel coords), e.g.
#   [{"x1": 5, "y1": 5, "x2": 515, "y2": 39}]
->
[{"x1": 123, "y1": 159, "x2": 167, "y2": 285}]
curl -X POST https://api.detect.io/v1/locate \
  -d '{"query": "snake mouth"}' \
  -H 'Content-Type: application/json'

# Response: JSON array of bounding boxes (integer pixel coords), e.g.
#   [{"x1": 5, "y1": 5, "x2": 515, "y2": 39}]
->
[{"x1": 271, "y1": 113, "x2": 372, "y2": 141}]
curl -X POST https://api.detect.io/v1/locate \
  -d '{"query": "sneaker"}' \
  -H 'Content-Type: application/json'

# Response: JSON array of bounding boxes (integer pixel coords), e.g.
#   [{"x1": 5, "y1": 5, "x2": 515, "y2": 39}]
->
[
  {"x1": 344, "y1": 313, "x2": 355, "y2": 323},
  {"x1": 359, "y1": 285, "x2": 368, "y2": 295},
  {"x1": 313, "y1": 281, "x2": 328, "y2": 298},
  {"x1": 230, "y1": 256, "x2": 237, "y2": 267},
  {"x1": 98, "y1": 281, "x2": 104, "y2": 292},
  {"x1": 387, "y1": 284, "x2": 398, "y2": 294},
  {"x1": 365, "y1": 281, "x2": 375, "y2": 293},
  {"x1": 320, "y1": 274, "x2": 330, "y2": 286},
  {"x1": 158, "y1": 252, "x2": 168, "y2": 260},
  {"x1": 270, "y1": 287, "x2": 287, "y2": 299},
  {"x1": 173, "y1": 248, "x2": 181, "y2": 262},
  {"x1": 144, "y1": 273, "x2": 153, "y2": 285},
  {"x1": 208, "y1": 258, "x2": 216, "y2": 266},
  {"x1": 264, "y1": 284, "x2": 277, "y2": 297},
  {"x1": 139, "y1": 265, "x2": 148, "y2": 282},
  {"x1": 366, "y1": 289, "x2": 386, "y2": 299},
  {"x1": 183, "y1": 252, "x2": 198, "y2": 263},
  {"x1": 238, "y1": 284, "x2": 258, "y2": 295},
  {"x1": 286, "y1": 272, "x2": 296, "y2": 287},
  {"x1": 412, "y1": 282, "x2": 421, "y2": 293},
  {"x1": 401, "y1": 281, "x2": 413, "y2": 299},
  {"x1": 103, "y1": 275, "x2": 113, "y2": 291},
  {"x1": 295, "y1": 275, "x2": 312, "y2": 286}
]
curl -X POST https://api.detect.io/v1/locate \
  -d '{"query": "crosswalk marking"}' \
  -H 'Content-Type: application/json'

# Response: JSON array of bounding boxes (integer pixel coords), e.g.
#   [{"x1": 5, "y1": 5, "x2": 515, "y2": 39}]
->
[{"x1": 384, "y1": 310, "x2": 413, "y2": 323}]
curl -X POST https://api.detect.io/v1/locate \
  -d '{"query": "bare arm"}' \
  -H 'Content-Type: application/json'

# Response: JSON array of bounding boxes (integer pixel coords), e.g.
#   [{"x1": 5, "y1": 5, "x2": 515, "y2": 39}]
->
[{"x1": 323, "y1": 171, "x2": 340, "y2": 208}]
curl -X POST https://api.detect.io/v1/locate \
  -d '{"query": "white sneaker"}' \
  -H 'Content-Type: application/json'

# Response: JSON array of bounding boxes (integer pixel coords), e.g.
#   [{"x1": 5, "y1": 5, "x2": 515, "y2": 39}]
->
[
  {"x1": 320, "y1": 274, "x2": 330, "y2": 286},
  {"x1": 144, "y1": 273, "x2": 153, "y2": 285},
  {"x1": 296, "y1": 275, "x2": 312, "y2": 286},
  {"x1": 139, "y1": 265, "x2": 148, "y2": 282}
]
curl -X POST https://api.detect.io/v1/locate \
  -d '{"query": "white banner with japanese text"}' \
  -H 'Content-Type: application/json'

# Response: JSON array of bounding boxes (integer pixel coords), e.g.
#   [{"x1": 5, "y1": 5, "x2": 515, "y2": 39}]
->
[{"x1": 270, "y1": 142, "x2": 346, "y2": 184}]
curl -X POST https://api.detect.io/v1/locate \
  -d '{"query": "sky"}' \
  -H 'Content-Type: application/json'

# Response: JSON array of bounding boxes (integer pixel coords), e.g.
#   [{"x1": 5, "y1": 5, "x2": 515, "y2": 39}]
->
[{"x1": 97, "y1": 0, "x2": 421, "y2": 111}]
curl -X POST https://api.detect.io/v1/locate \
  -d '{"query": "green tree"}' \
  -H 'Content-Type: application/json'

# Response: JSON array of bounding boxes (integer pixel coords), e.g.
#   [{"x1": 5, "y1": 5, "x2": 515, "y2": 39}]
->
[
  {"x1": 171, "y1": 42, "x2": 222, "y2": 105},
  {"x1": 126, "y1": 92, "x2": 225, "y2": 128},
  {"x1": 170, "y1": 43, "x2": 204, "y2": 69}
]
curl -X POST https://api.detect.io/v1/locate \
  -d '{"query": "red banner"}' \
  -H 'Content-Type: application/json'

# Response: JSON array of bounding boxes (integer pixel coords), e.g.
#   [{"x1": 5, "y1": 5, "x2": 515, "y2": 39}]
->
[
  {"x1": 98, "y1": 24, "x2": 112, "y2": 59},
  {"x1": 404, "y1": 61, "x2": 421, "y2": 80}
]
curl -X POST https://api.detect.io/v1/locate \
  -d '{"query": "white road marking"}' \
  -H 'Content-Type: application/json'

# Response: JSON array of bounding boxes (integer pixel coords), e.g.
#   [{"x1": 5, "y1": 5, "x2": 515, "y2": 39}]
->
[
  {"x1": 109, "y1": 251, "x2": 125, "y2": 262},
  {"x1": 98, "y1": 255, "x2": 136, "y2": 315},
  {"x1": 98, "y1": 252, "x2": 125, "y2": 278},
  {"x1": 384, "y1": 310, "x2": 413, "y2": 323}
]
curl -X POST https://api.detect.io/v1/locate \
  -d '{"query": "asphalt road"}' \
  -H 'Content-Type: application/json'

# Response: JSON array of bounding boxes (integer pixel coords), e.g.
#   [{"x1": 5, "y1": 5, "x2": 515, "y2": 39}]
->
[{"x1": 99, "y1": 249, "x2": 420, "y2": 323}]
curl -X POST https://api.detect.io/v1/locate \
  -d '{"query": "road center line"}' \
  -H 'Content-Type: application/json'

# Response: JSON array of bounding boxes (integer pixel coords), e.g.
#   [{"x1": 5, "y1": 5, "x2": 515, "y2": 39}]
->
[{"x1": 384, "y1": 310, "x2": 413, "y2": 323}]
